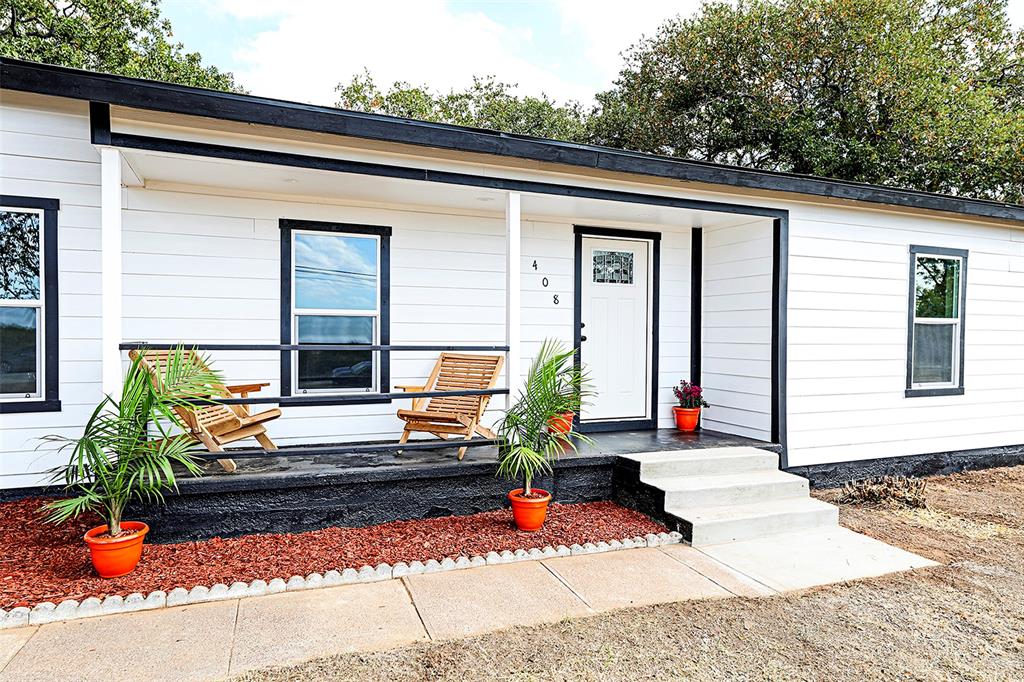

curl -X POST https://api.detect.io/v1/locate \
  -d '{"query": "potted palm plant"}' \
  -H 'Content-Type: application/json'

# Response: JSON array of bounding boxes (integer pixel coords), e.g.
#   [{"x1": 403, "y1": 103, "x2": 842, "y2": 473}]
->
[
  {"x1": 41, "y1": 346, "x2": 223, "y2": 578},
  {"x1": 672, "y1": 379, "x2": 709, "y2": 432},
  {"x1": 497, "y1": 339, "x2": 593, "y2": 531}
]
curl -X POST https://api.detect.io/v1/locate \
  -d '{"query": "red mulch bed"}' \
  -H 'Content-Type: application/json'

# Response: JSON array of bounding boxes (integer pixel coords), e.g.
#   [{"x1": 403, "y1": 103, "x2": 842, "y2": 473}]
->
[{"x1": 1, "y1": 498, "x2": 665, "y2": 609}]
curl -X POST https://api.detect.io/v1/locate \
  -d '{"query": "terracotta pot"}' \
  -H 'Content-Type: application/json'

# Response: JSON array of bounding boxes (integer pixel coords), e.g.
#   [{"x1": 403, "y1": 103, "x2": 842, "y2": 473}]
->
[
  {"x1": 84, "y1": 521, "x2": 149, "y2": 578},
  {"x1": 548, "y1": 411, "x2": 575, "y2": 434},
  {"x1": 673, "y1": 406, "x2": 701, "y2": 432},
  {"x1": 508, "y1": 488, "x2": 552, "y2": 532}
]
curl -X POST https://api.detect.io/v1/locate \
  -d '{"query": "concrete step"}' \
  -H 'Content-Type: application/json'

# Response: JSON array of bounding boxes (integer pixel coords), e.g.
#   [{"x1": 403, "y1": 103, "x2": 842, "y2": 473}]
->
[
  {"x1": 645, "y1": 470, "x2": 810, "y2": 508},
  {"x1": 669, "y1": 497, "x2": 840, "y2": 546},
  {"x1": 626, "y1": 447, "x2": 779, "y2": 478}
]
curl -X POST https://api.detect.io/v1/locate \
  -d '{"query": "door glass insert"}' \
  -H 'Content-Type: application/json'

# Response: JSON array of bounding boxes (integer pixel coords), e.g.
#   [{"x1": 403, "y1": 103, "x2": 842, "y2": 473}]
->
[{"x1": 593, "y1": 250, "x2": 634, "y2": 284}]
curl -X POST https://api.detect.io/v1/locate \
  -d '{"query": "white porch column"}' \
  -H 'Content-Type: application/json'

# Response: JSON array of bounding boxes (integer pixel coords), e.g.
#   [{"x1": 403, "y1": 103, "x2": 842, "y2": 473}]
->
[
  {"x1": 100, "y1": 147, "x2": 123, "y2": 396},
  {"x1": 505, "y1": 191, "x2": 522, "y2": 405}
]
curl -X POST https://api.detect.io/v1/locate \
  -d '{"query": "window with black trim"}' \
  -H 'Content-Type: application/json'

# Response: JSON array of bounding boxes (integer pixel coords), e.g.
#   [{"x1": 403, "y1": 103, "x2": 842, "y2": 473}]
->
[
  {"x1": 0, "y1": 195, "x2": 60, "y2": 413},
  {"x1": 280, "y1": 220, "x2": 390, "y2": 400},
  {"x1": 907, "y1": 245, "x2": 967, "y2": 397}
]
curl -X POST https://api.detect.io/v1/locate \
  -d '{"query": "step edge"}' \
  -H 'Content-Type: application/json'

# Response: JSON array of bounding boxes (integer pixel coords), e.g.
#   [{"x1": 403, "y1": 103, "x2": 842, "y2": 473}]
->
[
  {"x1": 621, "y1": 446, "x2": 777, "y2": 463},
  {"x1": 643, "y1": 470, "x2": 810, "y2": 489},
  {"x1": 668, "y1": 499, "x2": 839, "y2": 523}
]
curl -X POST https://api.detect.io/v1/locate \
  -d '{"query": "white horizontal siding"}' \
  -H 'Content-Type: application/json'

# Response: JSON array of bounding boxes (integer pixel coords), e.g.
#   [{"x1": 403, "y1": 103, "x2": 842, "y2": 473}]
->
[
  {"x1": 656, "y1": 227, "x2": 693, "y2": 427},
  {"x1": 699, "y1": 219, "x2": 773, "y2": 441},
  {"x1": 0, "y1": 97, "x2": 103, "y2": 487},
  {"x1": 785, "y1": 208, "x2": 1024, "y2": 467},
  {"x1": 119, "y1": 188, "x2": 511, "y2": 455}
]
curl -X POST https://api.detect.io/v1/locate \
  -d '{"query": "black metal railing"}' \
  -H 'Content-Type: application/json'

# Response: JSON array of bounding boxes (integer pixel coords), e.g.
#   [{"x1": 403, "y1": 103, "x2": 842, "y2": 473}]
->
[{"x1": 117, "y1": 342, "x2": 510, "y2": 408}]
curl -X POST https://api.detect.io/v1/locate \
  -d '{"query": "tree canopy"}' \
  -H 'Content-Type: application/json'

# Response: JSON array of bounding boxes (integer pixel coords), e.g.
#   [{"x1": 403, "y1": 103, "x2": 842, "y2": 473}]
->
[
  {"x1": 336, "y1": 71, "x2": 589, "y2": 141},
  {"x1": 337, "y1": 0, "x2": 1022, "y2": 204},
  {"x1": 0, "y1": 0, "x2": 243, "y2": 91},
  {"x1": 592, "y1": 0, "x2": 1024, "y2": 204}
]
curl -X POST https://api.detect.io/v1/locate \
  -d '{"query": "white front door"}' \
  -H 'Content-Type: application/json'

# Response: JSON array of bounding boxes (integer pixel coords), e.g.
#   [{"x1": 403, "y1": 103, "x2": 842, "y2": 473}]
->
[{"x1": 580, "y1": 236, "x2": 652, "y2": 422}]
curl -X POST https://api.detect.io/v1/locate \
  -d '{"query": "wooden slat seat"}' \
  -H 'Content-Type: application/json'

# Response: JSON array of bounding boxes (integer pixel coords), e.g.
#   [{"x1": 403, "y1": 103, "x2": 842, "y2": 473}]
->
[
  {"x1": 396, "y1": 409, "x2": 473, "y2": 425},
  {"x1": 129, "y1": 349, "x2": 281, "y2": 472},
  {"x1": 395, "y1": 353, "x2": 504, "y2": 460}
]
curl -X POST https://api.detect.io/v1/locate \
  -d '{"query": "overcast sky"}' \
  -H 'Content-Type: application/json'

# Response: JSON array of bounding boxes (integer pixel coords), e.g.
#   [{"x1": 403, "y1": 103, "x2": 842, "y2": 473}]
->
[{"x1": 162, "y1": 0, "x2": 1024, "y2": 107}]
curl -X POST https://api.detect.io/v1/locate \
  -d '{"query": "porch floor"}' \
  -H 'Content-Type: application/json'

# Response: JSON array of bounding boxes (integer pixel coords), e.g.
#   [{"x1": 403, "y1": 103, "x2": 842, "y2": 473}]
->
[{"x1": 194, "y1": 428, "x2": 780, "y2": 482}]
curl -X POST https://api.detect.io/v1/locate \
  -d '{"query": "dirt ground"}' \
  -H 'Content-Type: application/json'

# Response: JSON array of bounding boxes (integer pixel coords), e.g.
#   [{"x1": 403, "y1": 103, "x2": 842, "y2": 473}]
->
[{"x1": 236, "y1": 466, "x2": 1024, "y2": 681}]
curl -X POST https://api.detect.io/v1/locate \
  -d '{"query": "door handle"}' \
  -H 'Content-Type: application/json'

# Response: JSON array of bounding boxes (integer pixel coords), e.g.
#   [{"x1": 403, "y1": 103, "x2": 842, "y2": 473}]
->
[{"x1": 580, "y1": 335, "x2": 588, "y2": 342}]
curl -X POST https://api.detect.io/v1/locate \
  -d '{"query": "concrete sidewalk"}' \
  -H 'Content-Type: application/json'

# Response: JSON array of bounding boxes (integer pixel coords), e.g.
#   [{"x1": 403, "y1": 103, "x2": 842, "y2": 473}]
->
[{"x1": 0, "y1": 528, "x2": 935, "y2": 681}]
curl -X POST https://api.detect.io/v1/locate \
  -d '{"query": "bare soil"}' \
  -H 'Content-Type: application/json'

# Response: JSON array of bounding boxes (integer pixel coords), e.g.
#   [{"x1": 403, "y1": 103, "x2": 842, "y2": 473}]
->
[{"x1": 236, "y1": 465, "x2": 1024, "y2": 682}]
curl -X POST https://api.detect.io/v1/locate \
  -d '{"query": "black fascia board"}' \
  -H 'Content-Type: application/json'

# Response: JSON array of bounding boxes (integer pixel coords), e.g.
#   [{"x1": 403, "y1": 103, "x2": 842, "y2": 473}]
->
[{"x1": 3, "y1": 57, "x2": 1024, "y2": 225}]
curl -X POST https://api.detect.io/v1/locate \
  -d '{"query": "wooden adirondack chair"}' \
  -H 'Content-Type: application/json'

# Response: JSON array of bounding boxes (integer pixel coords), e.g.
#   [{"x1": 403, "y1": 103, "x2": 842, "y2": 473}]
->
[
  {"x1": 395, "y1": 353, "x2": 504, "y2": 460},
  {"x1": 129, "y1": 349, "x2": 281, "y2": 473}
]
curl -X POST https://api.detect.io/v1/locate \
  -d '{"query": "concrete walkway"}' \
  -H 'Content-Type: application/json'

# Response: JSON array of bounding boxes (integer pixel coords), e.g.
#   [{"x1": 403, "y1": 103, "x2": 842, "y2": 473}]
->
[{"x1": 0, "y1": 528, "x2": 935, "y2": 681}]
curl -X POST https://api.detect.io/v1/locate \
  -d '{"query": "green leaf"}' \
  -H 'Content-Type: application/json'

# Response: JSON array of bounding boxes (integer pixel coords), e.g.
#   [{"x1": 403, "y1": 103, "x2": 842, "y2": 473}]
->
[
  {"x1": 39, "y1": 344, "x2": 210, "y2": 527},
  {"x1": 496, "y1": 338, "x2": 594, "y2": 489},
  {"x1": 0, "y1": 0, "x2": 244, "y2": 93}
]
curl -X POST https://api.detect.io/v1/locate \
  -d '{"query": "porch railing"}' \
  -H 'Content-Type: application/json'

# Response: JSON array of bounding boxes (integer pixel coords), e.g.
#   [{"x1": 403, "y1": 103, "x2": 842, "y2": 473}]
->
[{"x1": 117, "y1": 342, "x2": 510, "y2": 456}]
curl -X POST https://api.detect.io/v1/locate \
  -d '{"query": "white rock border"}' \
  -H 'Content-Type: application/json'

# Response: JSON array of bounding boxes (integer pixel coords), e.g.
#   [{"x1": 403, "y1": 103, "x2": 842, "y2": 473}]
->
[{"x1": 2, "y1": 531, "x2": 681, "y2": 629}]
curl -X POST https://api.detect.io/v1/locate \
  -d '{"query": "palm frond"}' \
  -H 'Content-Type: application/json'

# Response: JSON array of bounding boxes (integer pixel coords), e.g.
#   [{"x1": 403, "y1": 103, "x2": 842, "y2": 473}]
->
[
  {"x1": 497, "y1": 338, "x2": 595, "y2": 492},
  {"x1": 39, "y1": 344, "x2": 220, "y2": 529}
]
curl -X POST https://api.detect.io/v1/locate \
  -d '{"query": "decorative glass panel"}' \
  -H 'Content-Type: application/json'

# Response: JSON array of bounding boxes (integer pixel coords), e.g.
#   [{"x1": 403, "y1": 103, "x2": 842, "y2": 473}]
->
[
  {"x1": 0, "y1": 210, "x2": 41, "y2": 300},
  {"x1": 0, "y1": 308, "x2": 39, "y2": 396},
  {"x1": 294, "y1": 233, "x2": 377, "y2": 311},
  {"x1": 912, "y1": 323, "x2": 954, "y2": 384},
  {"x1": 593, "y1": 250, "x2": 634, "y2": 284},
  {"x1": 296, "y1": 315, "x2": 374, "y2": 390},
  {"x1": 915, "y1": 256, "x2": 960, "y2": 318}
]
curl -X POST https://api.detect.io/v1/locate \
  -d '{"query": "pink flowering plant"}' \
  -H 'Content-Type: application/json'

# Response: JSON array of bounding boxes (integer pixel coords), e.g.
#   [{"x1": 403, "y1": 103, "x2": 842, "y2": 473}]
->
[{"x1": 673, "y1": 380, "x2": 709, "y2": 409}]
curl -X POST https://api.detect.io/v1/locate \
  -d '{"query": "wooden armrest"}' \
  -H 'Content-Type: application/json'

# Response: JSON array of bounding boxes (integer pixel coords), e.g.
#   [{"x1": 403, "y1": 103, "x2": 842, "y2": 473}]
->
[
  {"x1": 225, "y1": 383, "x2": 270, "y2": 394},
  {"x1": 394, "y1": 385, "x2": 426, "y2": 392}
]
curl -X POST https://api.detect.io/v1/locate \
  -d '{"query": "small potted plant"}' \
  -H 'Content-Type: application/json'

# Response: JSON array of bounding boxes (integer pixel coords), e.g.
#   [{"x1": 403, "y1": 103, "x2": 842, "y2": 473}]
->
[
  {"x1": 672, "y1": 380, "x2": 709, "y2": 432},
  {"x1": 41, "y1": 346, "x2": 222, "y2": 577},
  {"x1": 497, "y1": 339, "x2": 593, "y2": 531}
]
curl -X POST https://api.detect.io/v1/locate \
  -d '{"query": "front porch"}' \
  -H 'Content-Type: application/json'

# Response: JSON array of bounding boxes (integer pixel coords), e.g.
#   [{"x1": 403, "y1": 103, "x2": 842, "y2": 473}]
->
[
  {"x1": 60, "y1": 105, "x2": 787, "y2": 542},
  {"x1": 83, "y1": 105, "x2": 785, "y2": 461},
  {"x1": 142, "y1": 429, "x2": 781, "y2": 542}
]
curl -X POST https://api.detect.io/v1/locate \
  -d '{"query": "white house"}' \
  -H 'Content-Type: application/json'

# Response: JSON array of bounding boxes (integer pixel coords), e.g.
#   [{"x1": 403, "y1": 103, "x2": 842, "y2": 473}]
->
[{"x1": 2, "y1": 58, "x2": 1024, "y2": 498}]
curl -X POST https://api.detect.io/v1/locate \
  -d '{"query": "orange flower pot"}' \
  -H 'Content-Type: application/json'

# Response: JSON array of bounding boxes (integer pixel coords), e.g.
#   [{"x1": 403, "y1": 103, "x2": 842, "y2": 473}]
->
[
  {"x1": 548, "y1": 411, "x2": 574, "y2": 434},
  {"x1": 673, "y1": 406, "x2": 701, "y2": 432},
  {"x1": 84, "y1": 521, "x2": 149, "y2": 578},
  {"x1": 508, "y1": 488, "x2": 552, "y2": 532}
]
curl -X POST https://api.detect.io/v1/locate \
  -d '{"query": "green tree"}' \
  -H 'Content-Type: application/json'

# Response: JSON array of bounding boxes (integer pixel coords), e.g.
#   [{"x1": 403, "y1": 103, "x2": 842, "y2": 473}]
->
[
  {"x1": 591, "y1": 0, "x2": 1023, "y2": 203},
  {"x1": 336, "y1": 71, "x2": 590, "y2": 142},
  {"x1": 0, "y1": 0, "x2": 243, "y2": 92}
]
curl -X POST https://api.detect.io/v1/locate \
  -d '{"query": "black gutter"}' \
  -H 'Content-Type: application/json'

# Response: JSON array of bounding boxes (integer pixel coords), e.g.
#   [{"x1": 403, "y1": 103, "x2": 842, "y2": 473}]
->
[{"x1": 4, "y1": 57, "x2": 1024, "y2": 225}]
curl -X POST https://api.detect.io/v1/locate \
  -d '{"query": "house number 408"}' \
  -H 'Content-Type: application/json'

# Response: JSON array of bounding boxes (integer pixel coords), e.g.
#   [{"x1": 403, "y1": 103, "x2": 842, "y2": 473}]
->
[{"x1": 533, "y1": 260, "x2": 558, "y2": 304}]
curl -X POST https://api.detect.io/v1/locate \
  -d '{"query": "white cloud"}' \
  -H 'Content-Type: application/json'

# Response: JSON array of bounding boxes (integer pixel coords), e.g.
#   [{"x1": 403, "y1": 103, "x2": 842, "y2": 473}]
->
[
  {"x1": 214, "y1": 0, "x2": 602, "y2": 106},
  {"x1": 1008, "y1": 3, "x2": 1024, "y2": 30},
  {"x1": 553, "y1": 0, "x2": 703, "y2": 89}
]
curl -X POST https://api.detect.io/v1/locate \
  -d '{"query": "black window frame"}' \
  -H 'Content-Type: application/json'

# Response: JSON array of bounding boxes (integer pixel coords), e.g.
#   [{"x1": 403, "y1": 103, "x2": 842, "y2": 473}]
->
[
  {"x1": 906, "y1": 244, "x2": 968, "y2": 398},
  {"x1": 279, "y1": 219, "x2": 391, "y2": 405},
  {"x1": 0, "y1": 195, "x2": 61, "y2": 414}
]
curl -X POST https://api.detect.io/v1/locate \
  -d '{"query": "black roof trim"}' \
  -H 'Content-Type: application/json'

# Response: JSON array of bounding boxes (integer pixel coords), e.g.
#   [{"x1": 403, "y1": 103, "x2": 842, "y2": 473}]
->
[{"x1": 3, "y1": 57, "x2": 1023, "y2": 225}]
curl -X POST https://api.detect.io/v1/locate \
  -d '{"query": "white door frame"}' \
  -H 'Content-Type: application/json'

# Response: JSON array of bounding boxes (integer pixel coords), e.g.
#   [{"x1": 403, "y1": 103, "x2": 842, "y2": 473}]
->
[{"x1": 573, "y1": 225, "x2": 660, "y2": 432}]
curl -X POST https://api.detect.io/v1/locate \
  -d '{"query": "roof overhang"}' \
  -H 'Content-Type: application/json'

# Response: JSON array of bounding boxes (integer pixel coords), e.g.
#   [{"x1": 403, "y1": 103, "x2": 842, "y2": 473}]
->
[{"x1": 3, "y1": 57, "x2": 1023, "y2": 226}]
